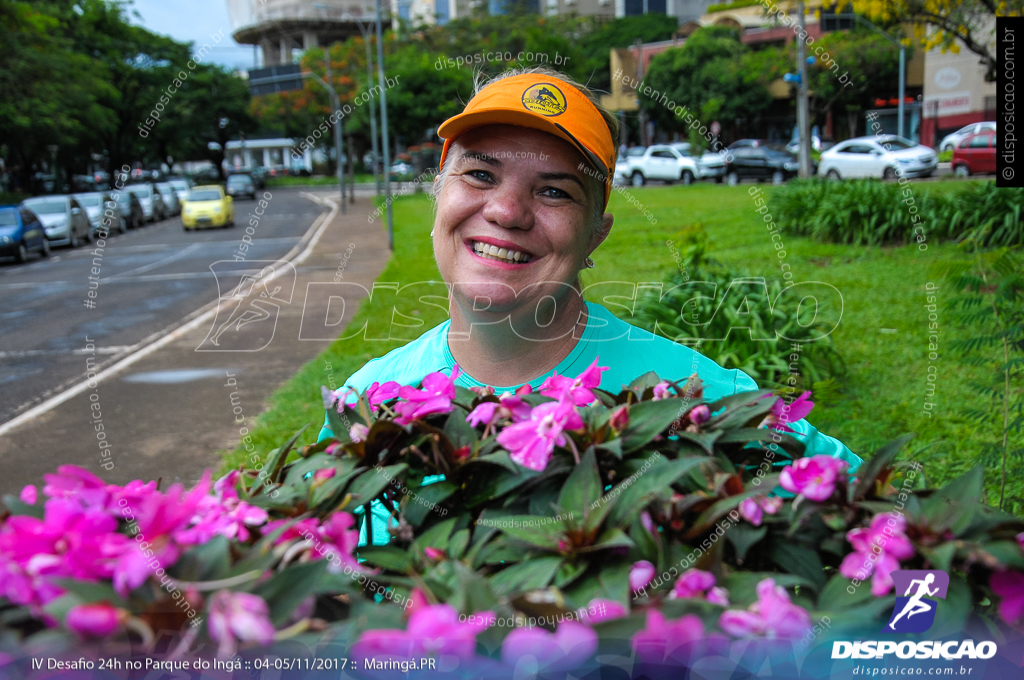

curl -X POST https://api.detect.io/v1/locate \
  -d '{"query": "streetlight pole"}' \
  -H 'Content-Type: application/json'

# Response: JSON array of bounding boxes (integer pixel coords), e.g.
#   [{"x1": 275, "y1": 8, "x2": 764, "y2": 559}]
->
[
  {"x1": 375, "y1": 0, "x2": 393, "y2": 251},
  {"x1": 316, "y1": 48, "x2": 346, "y2": 215},
  {"x1": 796, "y1": 1, "x2": 811, "y2": 179}
]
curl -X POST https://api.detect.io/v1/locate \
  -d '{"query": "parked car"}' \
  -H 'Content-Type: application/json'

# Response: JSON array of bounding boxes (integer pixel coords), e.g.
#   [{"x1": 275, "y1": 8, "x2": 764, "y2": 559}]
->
[
  {"x1": 166, "y1": 178, "x2": 192, "y2": 204},
  {"x1": 0, "y1": 205, "x2": 50, "y2": 263},
  {"x1": 155, "y1": 182, "x2": 181, "y2": 216},
  {"x1": 234, "y1": 167, "x2": 267, "y2": 189},
  {"x1": 73, "y1": 192, "x2": 126, "y2": 236},
  {"x1": 125, "y1": 183, "x2": 167, "y2": 222},
  {"x1": 939, "y1": 122, "x2": 996, "y2": 153},
  {"x1": 21, "y1": 195, "x2": 91, "y2": 247},
  {"x1": 952, "y1": 131, "x2": 997, "y2": 177},
  {"x1": 226, "y1": 173, "x2": 257, "y2": 200},
  {"x1": 112, "y1": 190, "x2": 144, "y2": 230},
  {"x1": 620, "y1": 144, "x2": 701, "y2": 186},
  {"x1": 816, "y1": 136, "x2": 937, "y2": 180},
  {"x1": 389, "y1": 161, "x2": 414, "y2": 181},
  {"x1": 181, "y1": 185, "x2": 234, "y2": 230},
  {"x1": 725, "y1": 146, "x2": 801, "y2": 185}
]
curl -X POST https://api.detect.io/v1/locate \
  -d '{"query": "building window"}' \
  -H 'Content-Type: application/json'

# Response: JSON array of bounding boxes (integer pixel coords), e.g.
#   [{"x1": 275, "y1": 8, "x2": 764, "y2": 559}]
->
[{"x1": 984, "y1": 95, "x2": 996, "y2": 117}]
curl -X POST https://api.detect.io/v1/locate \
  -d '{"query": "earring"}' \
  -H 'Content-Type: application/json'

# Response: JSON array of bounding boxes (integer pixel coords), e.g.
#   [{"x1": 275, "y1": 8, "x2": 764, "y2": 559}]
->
[
  {"x1": 585, "y1": 257, "x2": 595, "y2": 269},
  {"x1": 430, "y1": 229, "x2": 435, "y2": 236}
]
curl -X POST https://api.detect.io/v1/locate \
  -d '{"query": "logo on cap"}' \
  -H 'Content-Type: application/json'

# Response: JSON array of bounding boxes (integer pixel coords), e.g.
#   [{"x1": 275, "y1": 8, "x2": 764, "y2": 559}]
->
[{"x1": 522, "y1": 83, "x2": 567, "y2": 117}]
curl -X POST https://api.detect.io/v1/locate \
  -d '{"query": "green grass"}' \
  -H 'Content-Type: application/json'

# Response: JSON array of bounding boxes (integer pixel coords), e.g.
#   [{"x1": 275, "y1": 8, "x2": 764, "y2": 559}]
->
[
  {"x1": 220, "y1": 180, "x2": 1007, "y2": 507},
  {"x1": 0, "y1": 191, "x2": 32, "y2": 205},
  {"x1": 265, "y1": 174, "x2": 376, "y2": 187}
]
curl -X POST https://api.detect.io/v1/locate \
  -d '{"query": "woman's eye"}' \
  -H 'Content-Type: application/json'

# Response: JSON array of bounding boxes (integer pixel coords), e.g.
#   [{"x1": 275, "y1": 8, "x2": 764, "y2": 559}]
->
[
  {"x1": 466, "y1": 170, "x2": 493, "y2": 182},
  {"x1": 540, "y1": 187, "x2": 571, "y2": 199}
]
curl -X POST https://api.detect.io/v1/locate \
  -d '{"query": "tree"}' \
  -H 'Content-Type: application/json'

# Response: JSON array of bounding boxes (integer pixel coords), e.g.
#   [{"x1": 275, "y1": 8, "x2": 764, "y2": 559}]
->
[
  {"x1": 827, "y1": 0, "x2": 1023, "y2": 82},
  {"x1": 639, "y1": 27, "x2": 782, "y2": 146}
]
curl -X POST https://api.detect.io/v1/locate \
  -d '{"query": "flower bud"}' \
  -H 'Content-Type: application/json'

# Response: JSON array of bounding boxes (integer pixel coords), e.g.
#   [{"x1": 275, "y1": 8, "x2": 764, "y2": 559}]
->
[
  {"x1": 609, "y1": 405, "x2": 630, "y2": 430},
  {"x1": 688, "y1": 404, "x2": 711, "y2": 425}
]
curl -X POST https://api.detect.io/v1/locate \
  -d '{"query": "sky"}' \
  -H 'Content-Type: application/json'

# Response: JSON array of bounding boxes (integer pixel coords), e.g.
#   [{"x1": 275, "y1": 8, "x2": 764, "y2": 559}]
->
[{"x1": 127, "y1": 0, "x2": 258, "y2": 72}]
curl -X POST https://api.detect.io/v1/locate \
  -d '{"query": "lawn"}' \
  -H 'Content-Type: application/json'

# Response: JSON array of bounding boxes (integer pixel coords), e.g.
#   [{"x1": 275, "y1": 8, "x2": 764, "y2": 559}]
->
[
  {"x1": 220, "y1": 179, "x2": 1012, "y2": 510},
  {"x1": 265, "y1": 174, "x2": 377, "y2": 187}
]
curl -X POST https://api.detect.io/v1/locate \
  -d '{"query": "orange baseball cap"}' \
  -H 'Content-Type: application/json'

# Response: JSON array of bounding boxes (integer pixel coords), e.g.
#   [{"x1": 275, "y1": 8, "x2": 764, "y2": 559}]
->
[{"x1": 437, "y1": 73, "x2": 616, "y2": 208}]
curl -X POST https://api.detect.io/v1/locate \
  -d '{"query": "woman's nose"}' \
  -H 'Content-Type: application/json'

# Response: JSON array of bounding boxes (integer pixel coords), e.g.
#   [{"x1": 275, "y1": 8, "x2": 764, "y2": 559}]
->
[{"x1": 480, "y1": 180, "x2": 534, "y2": 231}]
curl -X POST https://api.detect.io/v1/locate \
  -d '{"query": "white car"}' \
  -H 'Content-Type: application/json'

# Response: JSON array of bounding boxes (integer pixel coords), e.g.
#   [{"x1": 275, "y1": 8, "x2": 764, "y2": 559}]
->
[
  {"x1": 619, "y1": 144, "x2": 701, "y2": 186},
  {"x1": 939, "y1": 122, "x2": 996, "y2": 153},
  {"x1": 816, "y1": 136, "x2": 937, "y2": 180}
]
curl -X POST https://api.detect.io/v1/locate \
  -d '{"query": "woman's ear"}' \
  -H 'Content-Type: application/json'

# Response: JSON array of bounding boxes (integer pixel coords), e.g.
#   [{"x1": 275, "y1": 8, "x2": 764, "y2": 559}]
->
[{"x1": 590, "y1": 212, "x2": 613, "y2": 253}]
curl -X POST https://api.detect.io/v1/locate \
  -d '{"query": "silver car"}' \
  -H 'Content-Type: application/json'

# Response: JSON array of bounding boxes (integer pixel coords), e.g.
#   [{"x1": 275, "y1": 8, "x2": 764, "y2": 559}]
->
[
  {"x1": 939, "y1": 122, "x2": 996, "y2": 153},
  {"x1": 817, "y1": 136, "x2": 937, "y2": 180},
  {"x1": 125, "y1": 183, "x2": 167, "y2": 222},
  {"x1": 21, "y1": 195, "x2": 92, "y2": 248},
  {"x1": 155, "y1": 182, "x2": 181, "y2": 216},
  {"x1": 167, "y1": 178, "x2": 192, "y2": 204},
  {"x1": 73, "y1": 192, "x2": 127, "y2": 235}
]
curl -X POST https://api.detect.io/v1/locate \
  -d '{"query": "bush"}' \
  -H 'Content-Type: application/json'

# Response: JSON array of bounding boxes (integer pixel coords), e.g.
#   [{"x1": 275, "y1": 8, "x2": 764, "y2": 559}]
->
[
  {"x1": 4, "y1": 365, "x2": 1022, "y2": 670},
  {"x1": 631, "y1": 225, "x2": 845, "y2": 390},
  {"x1": 770, "y1": 179, "x2": 1024, "y2": 248}
]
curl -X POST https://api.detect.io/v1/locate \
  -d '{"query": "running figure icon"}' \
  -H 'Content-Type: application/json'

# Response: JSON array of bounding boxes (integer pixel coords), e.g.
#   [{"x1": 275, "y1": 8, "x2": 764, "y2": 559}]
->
[{"x1": 889, "y1": 573, "x2": 939, "y2": 630}]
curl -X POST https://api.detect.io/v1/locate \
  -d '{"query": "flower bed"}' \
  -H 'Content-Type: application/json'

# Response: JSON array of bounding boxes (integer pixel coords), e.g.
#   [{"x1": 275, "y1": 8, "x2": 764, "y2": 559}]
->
[{"x1": 2, "y1": 362, "x2": 1023, "y2": 672}]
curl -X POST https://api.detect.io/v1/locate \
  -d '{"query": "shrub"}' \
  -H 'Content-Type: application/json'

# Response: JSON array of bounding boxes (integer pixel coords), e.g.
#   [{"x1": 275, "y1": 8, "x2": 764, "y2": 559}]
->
[{"x1": 770, "y1": 179, "x2": 1024, "y2": 248}]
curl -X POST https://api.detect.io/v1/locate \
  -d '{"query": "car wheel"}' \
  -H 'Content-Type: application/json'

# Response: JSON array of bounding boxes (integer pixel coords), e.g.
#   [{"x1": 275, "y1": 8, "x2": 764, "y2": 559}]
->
[
  {"x1": 69, "y1": 231, "x2": 80, "y2": 248},
  {"x1": 15, "y1": 242, "x2": 28, "y2": 264},
  {"x1": 883, "y1": 167, "x2": 897, "y2": 180},
  {"x1": 826, "y1": 169, "x2": 841, "y2": 181},
  {"x1": 631, "y1": 171, "x2": 646, "y2": 187},
  {"x1": 84, "y1": 228, "x2": 92, "y2": 244},
  {"x1": 40, "y1": 238, "x2": 51, "y2": 258},
  {"x1": 954, "y1": 164, "x2": 970, "y2": 177},
  {"x1": 726, "y1": 172, "x2": 739, "y2": 186},
  {"x1": 771, "y1": 171, "x2": 785, "y2": 185},
  {"x1": 681, "y1": 170, "x2": 694, "y2": 186}
]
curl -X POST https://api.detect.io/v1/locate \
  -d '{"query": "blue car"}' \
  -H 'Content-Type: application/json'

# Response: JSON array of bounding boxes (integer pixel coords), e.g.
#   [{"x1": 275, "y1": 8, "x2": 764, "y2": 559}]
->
[{"x1": 0, "y1": 205, "x2": 51, "y2": 263}]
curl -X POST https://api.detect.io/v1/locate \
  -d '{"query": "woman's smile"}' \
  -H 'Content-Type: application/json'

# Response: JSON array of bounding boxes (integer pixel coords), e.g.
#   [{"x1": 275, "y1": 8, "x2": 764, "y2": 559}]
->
[{"x1": 465, "y1": 237, "x2": 536, "y2": 268}]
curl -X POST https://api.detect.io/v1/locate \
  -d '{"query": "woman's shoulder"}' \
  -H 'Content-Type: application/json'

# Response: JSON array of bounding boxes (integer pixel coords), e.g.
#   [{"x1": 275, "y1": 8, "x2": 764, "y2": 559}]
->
[{"x1": 339, "y1": 321, "x2": 451, "y2": 394}]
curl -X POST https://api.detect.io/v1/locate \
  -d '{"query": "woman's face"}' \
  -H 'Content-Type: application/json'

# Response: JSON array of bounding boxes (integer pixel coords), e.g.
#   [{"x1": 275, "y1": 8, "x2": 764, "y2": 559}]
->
[{"x1": 433, "y1": 124, "x2": 611, "y2": 322}]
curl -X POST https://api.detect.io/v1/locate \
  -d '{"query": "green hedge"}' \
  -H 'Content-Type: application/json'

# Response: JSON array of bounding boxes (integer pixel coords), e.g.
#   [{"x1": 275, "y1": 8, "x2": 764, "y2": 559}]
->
[{"x1": 769, "y1": 179, "x2": 1024, "y2": 248}]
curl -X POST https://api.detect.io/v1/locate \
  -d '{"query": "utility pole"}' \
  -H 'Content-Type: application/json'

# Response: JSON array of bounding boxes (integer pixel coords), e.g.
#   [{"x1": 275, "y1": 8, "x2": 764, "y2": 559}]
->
[
  {"x1": 322, "y1": 48, "x2": 347, "y2": 215},
  {"x1": 375, "y1": 0, "x2": 393, "y2": 250},
  {"x1": 362, "y1": 26, "x2": 382, "y2": 197},
  {"x1": 796, "y1": 1, "x2": 812, "y2": 178}
]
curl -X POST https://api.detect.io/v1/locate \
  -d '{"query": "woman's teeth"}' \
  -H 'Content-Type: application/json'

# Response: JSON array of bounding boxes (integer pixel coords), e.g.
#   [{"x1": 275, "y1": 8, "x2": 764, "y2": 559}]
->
[{"x1": 472, "y1": 241, "x2": 531, "y2": 264}]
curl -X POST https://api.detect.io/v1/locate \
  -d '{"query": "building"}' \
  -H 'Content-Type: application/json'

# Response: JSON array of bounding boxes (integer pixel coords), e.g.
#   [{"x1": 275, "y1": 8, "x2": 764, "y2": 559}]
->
[{"x1": 225, "y1": 138, "x2": 314, "y2": 174}]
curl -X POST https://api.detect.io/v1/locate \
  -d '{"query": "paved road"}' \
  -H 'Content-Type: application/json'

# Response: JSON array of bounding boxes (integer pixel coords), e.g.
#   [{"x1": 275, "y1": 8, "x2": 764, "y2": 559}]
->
[{"x1": 0, "y1": 188, "x2": 391, "y2": 497}]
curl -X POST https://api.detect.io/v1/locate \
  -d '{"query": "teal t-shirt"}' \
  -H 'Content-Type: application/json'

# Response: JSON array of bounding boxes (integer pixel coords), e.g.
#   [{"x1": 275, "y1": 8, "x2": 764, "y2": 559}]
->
[{"x1": 318, "y1": 302, "x2": 861, "y2": 545}]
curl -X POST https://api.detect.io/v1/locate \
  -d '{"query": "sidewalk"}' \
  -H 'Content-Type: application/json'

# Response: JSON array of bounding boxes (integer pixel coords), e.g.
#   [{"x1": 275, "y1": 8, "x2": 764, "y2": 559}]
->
[{"x1": 0, "y1": 192, "x2": 390, "y2": 495}]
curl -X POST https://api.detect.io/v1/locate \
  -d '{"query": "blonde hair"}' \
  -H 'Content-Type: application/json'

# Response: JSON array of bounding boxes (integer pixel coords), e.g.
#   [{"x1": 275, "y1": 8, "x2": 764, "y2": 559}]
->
[{"x1": 430, "y1": 66, "x2": 618, "y2": 239}]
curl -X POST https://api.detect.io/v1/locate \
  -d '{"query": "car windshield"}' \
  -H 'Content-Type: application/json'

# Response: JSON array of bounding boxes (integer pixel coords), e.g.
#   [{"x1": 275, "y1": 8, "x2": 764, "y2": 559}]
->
[
  {"x1": 76, "y1": 196, "x2": 102, "y2": 207},
  {"x1": 0, "y1": 212, "x2": 18, "y2": 227},
  {"x1": 127, "y1": 186, "x2": 151, "y2": 197},
  {"x1": 882, "y1": 137, "x2": 916, "y2": 149},
  {"x1": 227, "y1": 176, "x2": 252, "y2": 186},
  {"x1": 25, "y1": 199, "x2": 66, "y2": 214},
  {"x1": 189, "y1": 189, "x2": 221, "y2": 201},
  {"x1": 627, "y1": 147, "x2": 646, "y2": 157},
  {"x1": 169, "y1": 181, "x2": 189, "y2": 191}
]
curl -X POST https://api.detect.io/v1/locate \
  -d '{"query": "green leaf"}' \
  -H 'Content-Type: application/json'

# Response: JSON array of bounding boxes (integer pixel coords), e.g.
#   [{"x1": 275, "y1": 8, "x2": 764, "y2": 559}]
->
[
  {"x1": 489, "y1": 556, "x2": 563, "y2": 595},
  {"x1": 721, "y1": 571, "x2": 812, "y2": 608},
  {"x1": 494, "y1": 516, "x2": 566, "y2": 550},
  {"x1": 605, "y1": 456, "x2": 707, "y2": 528},
  {"x1": 852, "y1": 434, "x2": 915, "y2": 500},
  {"x1": 2, "y1": 496, "x2": 44, "y2": 519},
  {"x1": 619, "y1": 399, "x2": 689, "y2": 453},
  {"x1": 770, "y1": 541, "x2": 826, "y2": 591},
  {"x1": 468, "y1": 450, "x2": 522, "y2": 474},
  {"x1": 449, "y1": 528, "x2": 470, "y2": 560},
  {"x1": 726, "y1": 523, "x2": 767, "y2": 563},
  {"x1": 444, "y1": 406, "x2": 478, "y2": 448},
  {"x1": 50, "y1": 579, "x2": 126, "y2": 606},
  {"x1": 816, "y1": 573, "x2": 875, "y2": 611},
  {"x1": 447, "y1": 561, "x2": 499, "y2": 613},
  {"x1": 251, "y1": 426, "x2": 308, "y2": 495},
  {"x1": 628, "y1": 371, "x2": 663, "y2": 391},
  {"x1": 171, "y1": 536, "x2": 231, "y2": 582},
  {"x1": 284, "y1": 452, "x2": 334, "y2": 487},
  {"x1": 413, "y1": 517, "x2": 457, "y2": 554},
  {"x1": 919, "y1": 542, "x2": 958, "y2": 573},
  {"x1": 554, "y1": 559, "x2": 590, "y2": 588},
  {"x1": 578, "y1": 528, "x2": 634, "y2": 553},
  {"x1": 345, "y1": 464, "x2": 408, "y2": 507},
  {"x1": 251, "y1": 560, "x2": 328, "y2": 626},
  {"x1": 404, "y1": 480, "x2": 457, "y2": 526},
  {"x1": 920, "y1": 466, "x2": 984, "y2": 534},
  {"x1": 358, "y1": 546, "x2": 413, "y2": 572},
  {"x1": 557, "y1": 446, "x2": 601, "y2": 514}
]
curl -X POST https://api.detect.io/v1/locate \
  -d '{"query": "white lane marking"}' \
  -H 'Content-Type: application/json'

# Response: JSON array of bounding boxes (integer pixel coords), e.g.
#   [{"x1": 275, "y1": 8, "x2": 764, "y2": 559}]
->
[
  {"x1": 0, "y1": 346, "x2": 136, "y2": 359},
  {"x1": 102, "y1": 242, "x2": 205, "y2": 280},
  {"x1": 0, "y1": 197, "x2": 339, "y2": 438}
]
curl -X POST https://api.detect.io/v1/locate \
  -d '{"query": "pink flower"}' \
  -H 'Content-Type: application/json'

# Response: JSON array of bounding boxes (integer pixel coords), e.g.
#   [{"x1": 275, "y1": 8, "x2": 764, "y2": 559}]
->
[
  {"x1": 669, "y1": 569, "x2": 730, "y2": 606},
  {"x1": 609, "y1": 405, "x2": 630, "y2": 430},
  {"x1": 761, "y1": 392, "x2": 814, "y2": 432},
  {"x1": 424, "y1": 547, "x2": 445, "y2": 561},
  {"x1": 313, "y1": 468, "x2": 336, "y2": 482},
  {"x1": 175, "y1": 472, "x2": 268, "y2": 546},
  {"x1": 19, "y1": 485, "x2": 37, "y2": 505},
  {"x1": 353, "y1": 604, "x2": 493, "y2": 660},
  {"x1": 839, "y1": 513, "x2": 915, "y2": 596},
  {"x1": 260, "y1": 517, "x2": 320, "y2": 544},
  {"x1": 577, "y1": 598, "x2": 627, "y2": 624},
  {"x1": 630, "y1": 560, "x2": 656, "y2": 592},
  {"x1": 990, "y1": 571, "x2": 1024, "y2": 623},
  {"x1": 501, "y1": 620, "x2": 597, "y2": 671},
  {"x1": 738, "y1": 496, "x2": 783, "y2": 526},
  {"x1": 652, "y1": 381, "x2": 673, "y2": 400},
  {"x1": 208, "y1": 591, "x2": 276, "y2": 656},
  {"x1": 315, "y1": 512, "x2": 363, "y2": 573},
  {"x1": 719, "y1": 578, "x2": 811, "y2": 638},
  {"x1": 467, "y1": 392, "x2": 534, "y2": 428},
  {"x1": 688, "y1": 404, "x2": 711, "y2": 425},
  {"x1": 394, "y1": 366, "x2": 460, "y2": 425},
  {"x1": 67, "y1": 603, "x2": 123, "y2": 638},
  {"x1": 42, "y1": 465, "x2": 109, "y2": 509},
  {"x1": 539, "y1": 358, "x2": 608, "y2": 407},
  {"x1": 496, "y1": 401, "x2": 584, "y2": 471},
  {"x1": 367, "y1": 380, "x2": 401, "y2": 406},
  {"x1": 349, "y1": 423, "x2": 369, "y2": 443},
  {"x1": 779, "y1": 455, "x2": 848, "y2": 502},
  {"x1": 640, "y1": 511, "x2": 660, "y2": 544},
  {"x1": 631, "y1": 609, "x2": 706, "y2": 663}
]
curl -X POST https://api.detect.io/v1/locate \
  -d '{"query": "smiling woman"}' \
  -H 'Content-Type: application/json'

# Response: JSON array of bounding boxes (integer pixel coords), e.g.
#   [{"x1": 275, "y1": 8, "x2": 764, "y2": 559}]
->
[{"x1": 317, "y1": 67, "x2": 861, "y2": 544}]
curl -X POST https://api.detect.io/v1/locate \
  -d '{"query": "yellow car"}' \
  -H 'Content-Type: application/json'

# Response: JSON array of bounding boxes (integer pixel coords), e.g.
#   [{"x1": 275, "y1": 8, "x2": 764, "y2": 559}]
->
[{"x1": 181, "y1": 185, "x2": 234, "y2": 230}]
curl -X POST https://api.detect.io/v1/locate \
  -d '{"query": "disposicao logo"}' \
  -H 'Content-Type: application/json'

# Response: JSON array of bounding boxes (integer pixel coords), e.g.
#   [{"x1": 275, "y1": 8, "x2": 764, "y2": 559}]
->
[{"x1": 831, "y1": 570, "x2": 997, "y2": 661}]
